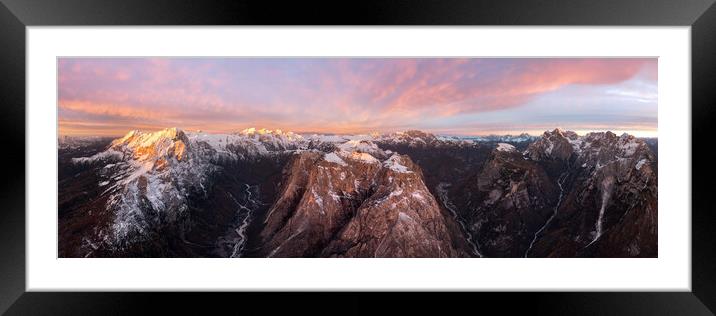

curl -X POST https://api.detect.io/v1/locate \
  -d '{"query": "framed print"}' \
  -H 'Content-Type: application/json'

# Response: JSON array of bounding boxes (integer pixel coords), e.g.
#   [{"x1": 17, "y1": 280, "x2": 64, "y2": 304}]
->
[{"x1": 2, "y1": 0, "x2": 715, "y2": 314}]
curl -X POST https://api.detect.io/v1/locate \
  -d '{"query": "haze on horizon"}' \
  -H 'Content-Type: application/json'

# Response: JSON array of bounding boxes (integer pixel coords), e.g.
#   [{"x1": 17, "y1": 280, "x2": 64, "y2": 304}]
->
[{"x1": 58, "y1": 58, "x2": 658, "y2": 138}]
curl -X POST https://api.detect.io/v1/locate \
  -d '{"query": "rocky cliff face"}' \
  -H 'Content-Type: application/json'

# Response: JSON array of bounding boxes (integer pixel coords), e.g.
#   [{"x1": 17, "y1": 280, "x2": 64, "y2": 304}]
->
[
  {"x1": 430, "y1": 129, "x2": 658, "y2": 258},
  {"x1": 259, "y1": 142, "x2": 468, "y2": 257},
  {"x1": 528, "y1": 131, "x2": 658, "y2": 257},
  {"x1": 453, "y1": 146, "x2": 559, "y2": 257}
]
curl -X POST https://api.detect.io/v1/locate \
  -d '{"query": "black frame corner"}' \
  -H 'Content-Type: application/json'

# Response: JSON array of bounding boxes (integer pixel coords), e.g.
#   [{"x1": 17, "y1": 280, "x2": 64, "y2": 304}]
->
[{"x1": 1, "y1": 0, "x2": 715, "y2": 314}]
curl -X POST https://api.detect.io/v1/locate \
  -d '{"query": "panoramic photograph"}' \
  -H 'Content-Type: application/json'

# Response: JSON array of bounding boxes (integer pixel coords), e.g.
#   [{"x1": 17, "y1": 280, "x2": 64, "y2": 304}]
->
[{"x1": 57, "y1": 58, "x2": 658, "y2": 258}]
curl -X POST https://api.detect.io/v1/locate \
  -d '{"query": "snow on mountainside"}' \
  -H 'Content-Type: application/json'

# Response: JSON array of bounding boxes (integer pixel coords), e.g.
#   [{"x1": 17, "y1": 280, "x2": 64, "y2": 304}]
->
[
  {"x1": 496, "y1": 143, "x2": 516, "y2": 152},
  {"x1": 383, "y1": 154, "x2": 412, "y2": 173},
  {"x1": 236, "y1": 127, "x2": 305, "y2": 151},
  {"x1": 72, "y1": 128, "x2": 217, "y2": 251}
]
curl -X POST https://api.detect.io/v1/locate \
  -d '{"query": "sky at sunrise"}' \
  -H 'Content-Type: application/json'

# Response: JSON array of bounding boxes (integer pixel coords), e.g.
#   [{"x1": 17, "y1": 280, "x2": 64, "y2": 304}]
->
[{"x1": 58, "y1": 58, "x2": 658, "y2": 137}]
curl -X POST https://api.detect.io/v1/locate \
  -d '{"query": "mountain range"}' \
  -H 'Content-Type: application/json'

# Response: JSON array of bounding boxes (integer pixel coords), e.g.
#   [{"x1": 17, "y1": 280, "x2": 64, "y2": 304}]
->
[{"x1": 58, "y1": 127, "x2": 657, "y2": 257}]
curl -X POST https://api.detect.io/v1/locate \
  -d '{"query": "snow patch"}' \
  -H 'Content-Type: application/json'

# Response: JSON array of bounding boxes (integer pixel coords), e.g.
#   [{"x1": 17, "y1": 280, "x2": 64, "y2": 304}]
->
[
  {"x1": 341, "y1": 151, "x2": 379, "y2": 164},
  {"x1": 397, "y1": 212, "x2": 414, "y2": 222},
  {"x1": 338, "y1": 139, "x2": 380, "y2": 154},
  {"x1": 389, "y1": 188, "x2": 404, "y2": 198},
  {"x1": 323, "y1": 152, "x2": 348, "y2": 166},
  {"x1": 635, "y1": 159, "x2": 648, "y2": 170},
  {"x1": 383, "y1": 154, "x2": 411, "y2": 173},
  {"x1": 334, "y1": 140, "x2": 382, "y2": 164},
  {"x1": 496, "y1": 143, "x2": 516, "y2": 152},
  {"x1": 312, "y1": 188, "x2": 325, "y2": 213},
  {"x1": 305, "y1": 134, "x2": 348, "y2": 143},
  {"x1": 620, "y1": 141, "x2": 640, "y2": 157}
]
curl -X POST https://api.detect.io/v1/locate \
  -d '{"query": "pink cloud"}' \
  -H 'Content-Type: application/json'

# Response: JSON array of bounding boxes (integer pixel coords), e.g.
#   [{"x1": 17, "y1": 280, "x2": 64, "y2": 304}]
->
[{"x1": 379, "y1": 58, "x2": 654, "y2": 115}]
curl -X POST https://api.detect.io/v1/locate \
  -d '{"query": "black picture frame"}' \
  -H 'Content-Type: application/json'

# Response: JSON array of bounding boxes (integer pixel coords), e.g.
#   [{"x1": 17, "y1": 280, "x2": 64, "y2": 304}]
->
[{"x1": 1, "y1": 0, "x2": 715, "y2": 314}]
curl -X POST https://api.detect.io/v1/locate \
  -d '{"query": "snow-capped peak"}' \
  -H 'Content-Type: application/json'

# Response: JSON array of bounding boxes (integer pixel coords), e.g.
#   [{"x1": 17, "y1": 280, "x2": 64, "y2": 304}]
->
[
  {"x1": 70, "y1": 128, "x2": 216, "y2": 250},
  {"x1": 236, "y1": 127, "x2": 305, "y2": 150},
  {"x1": 111, "y1": 127, "x2": 189, "y2": 163},
  {"x1": 240, "y1": 127, "x2": 300, "y2": 138}
]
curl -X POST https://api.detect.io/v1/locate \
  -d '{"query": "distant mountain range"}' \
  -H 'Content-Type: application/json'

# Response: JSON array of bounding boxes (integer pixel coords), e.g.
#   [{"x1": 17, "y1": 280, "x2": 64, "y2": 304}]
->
[{"x1": 58, "y1": 128, "x2": 657, "y2": 257}]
